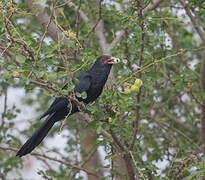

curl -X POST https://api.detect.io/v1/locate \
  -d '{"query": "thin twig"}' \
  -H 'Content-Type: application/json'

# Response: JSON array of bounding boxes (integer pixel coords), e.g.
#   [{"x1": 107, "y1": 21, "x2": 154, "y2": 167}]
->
[
  {"x1": 3, "y1": 2, "x2": 35, "y2": 62},
  {"x1": 0, "y1": 146, "x2": 99, "y2": 178},
  {"x1": 141, "y1": 0, "x2": 151, "y2": 10},
  {"x1": 75, "y1": 0, "x2": 81, "y2": 39},
  {"x1": 159, "y1": 122, "x2": 202, "y2": 153},
  {"x1": 179, "y1": 0, "x2": 205, "y2": 45},
  {"x1": 36, "y1": 0, "x2": 54, "y2": 65},
  {"x1": 24, "y1": 0, "x2": 76, "y2": 60},
  {"x1": 0, "y1": 43, "x2": 13, "y2": 59},
  {"x1": 65, "y1": 0, "x2": 124, "y2": 53},
  {"x1": 147, "y1": 0, "x2": 165, "y2": 11},
  {"x1": 86, "y1": 0, "x2": 103, "y2": 38},
  {"x1": 129, "y1": 1, "x2": 145, "y2": 150},
  {"x1": 189, "y1": 88, "x2": 205, "y2": 108},
  {"x1": 109, "y1": 129, "x2": 126, "y2": 152}
]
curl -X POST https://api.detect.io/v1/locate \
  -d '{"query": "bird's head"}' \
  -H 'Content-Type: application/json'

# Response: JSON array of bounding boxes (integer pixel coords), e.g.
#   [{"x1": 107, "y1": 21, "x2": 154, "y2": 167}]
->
[
  {"x1": 96, "y1": 55, "x2": 120, "y2": 67},
  {"x1": 89, "y1": 55, "x2": 120, "y2": 74}
]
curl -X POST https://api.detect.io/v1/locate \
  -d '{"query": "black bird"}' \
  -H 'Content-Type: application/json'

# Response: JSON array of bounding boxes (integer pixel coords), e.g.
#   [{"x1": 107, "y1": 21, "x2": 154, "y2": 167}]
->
[{"x1": 16, "y1": 55, "x2": 120, "y2": 157}]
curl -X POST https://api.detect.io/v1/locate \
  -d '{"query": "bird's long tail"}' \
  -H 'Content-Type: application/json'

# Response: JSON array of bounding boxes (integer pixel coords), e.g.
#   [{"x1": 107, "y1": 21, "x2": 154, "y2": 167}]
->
[{"x1": 16, "y1": 114, "x2": 56, "y2": 157}]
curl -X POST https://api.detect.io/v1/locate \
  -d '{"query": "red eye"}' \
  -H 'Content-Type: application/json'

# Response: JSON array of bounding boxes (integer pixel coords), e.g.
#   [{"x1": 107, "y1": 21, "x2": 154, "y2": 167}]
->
[{"x1": 101, "y1": 57, "x2": 105, "y2": 61}]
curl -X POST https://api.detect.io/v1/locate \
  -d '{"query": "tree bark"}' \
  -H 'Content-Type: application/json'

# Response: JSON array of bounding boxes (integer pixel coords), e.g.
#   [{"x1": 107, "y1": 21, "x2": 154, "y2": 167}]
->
[{"x1": 200, "y1": 50, "x2": 205, "y2": 154}]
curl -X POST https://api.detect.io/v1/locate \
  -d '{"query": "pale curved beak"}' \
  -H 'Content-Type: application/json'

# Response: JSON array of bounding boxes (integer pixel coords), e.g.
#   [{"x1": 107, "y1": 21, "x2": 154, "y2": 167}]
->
[{"x1": 108, "y1": 57, "x2": 120, "y2": 64}]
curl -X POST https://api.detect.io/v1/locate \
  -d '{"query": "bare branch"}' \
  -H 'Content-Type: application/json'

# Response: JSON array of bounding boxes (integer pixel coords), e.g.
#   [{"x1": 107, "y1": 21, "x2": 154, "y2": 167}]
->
[
  {"x1": 200, "y1": 50, "x2": 205, "y2": 154},
  {"x1": 95, "y1": 20, "x2": 109, "y2": 54},
  {"x1": 109, "y1": 129, "x2": 126, "y2": 152}
]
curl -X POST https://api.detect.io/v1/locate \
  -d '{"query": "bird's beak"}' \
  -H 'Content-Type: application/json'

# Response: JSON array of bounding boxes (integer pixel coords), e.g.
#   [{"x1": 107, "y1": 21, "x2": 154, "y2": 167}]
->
[{"x1": 107, "y1": 57, "x2": 120, "y2": 64}]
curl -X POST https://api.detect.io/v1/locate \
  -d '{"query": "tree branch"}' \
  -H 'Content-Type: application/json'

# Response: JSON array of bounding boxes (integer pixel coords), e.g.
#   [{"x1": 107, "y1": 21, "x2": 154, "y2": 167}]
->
[
  {"x1": 65, "y1": 0, "x2": 89, "y2": 22},
  {"x1": 179, "y1": 0, "x2": 205, "y2": 45},
  {"x1": 24, "y1": 0, "x2": 74, "y2": 57},
  {"x1": 65, "y1": 0, "x2": 124, "y2": 54},
  {"x1": 129, "y1": 0, "x2": 145, "y2": 151},
  {"x1": 0, "y1": 146, "x2": 99, "y2": 178},
  {"x1": 107, "y1": 30, "x2": 125, "y2": 52},
  {"x1": 200, "y1": 50, "x2": 205, "y2": 154},
  {"x1": 146, "y1": 0, "x2": 165, "y2": 11}
]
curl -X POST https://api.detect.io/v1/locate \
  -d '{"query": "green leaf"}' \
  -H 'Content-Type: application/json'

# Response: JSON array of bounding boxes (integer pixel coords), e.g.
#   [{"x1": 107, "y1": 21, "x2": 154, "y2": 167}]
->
[
  {"x1": 76, "y1": 92, "x2": 81, "y2": 98},
  {"x1": 15, "y1": 55, "x2": 26, "y2": 64},
  {"x1": 81, "y1": 91, "x2": 87, "y2": 99},
  {"x1": 58, "y1": 8, "x2": 66, "y2": 19},
  {"x1": 34, "y1": 8, "x2": 41, "y2": 15},
  {"x1": 86, "y1": 121, "x2": 97, "y2": 129},
  {"x1": 73, "y1": 77, "x2": 80, "y2": 84}
]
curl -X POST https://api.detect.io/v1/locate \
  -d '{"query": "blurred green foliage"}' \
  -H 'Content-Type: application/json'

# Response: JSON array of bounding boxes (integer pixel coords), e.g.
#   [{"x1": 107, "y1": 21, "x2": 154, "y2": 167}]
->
[{"x1": 0, "y1": 0, "x2": 205, "y2": 179}]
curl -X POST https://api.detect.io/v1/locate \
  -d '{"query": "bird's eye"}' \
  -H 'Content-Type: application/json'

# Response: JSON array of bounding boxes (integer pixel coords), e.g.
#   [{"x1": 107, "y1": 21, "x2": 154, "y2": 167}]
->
[{"x1": 101, "y1": 57, "x2": 105, "y2": 61}]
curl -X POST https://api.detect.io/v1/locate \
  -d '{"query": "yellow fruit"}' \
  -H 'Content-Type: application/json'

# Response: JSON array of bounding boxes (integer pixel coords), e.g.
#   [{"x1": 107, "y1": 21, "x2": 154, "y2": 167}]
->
[
  {"x1": 13, "y1": 71, "x2": 20, "y2": 78},
  {"x1": 108, "y1": 117, "x2": 113, "y2": 123},
  {"x1": 130, "y1": 84, "x2": 139, "y2": 93},
  {"x1": 124, "y1": 88, "x2": 131, "y2": 94},
  {"x1": 134, "y1": 79, "x2": 143, "y2": 88}
]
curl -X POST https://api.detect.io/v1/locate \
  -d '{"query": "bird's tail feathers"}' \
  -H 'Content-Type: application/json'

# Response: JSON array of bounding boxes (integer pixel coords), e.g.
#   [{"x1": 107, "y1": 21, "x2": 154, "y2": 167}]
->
[{"x1": 16, "y1": 114, "x2": 56, "y2": 157}]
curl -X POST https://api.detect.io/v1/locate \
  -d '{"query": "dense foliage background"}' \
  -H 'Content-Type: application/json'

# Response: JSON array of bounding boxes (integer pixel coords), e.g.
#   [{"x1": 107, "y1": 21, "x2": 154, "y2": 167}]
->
[{"x1": 1, "y1": 0, "x2": 205, "y2": 179}]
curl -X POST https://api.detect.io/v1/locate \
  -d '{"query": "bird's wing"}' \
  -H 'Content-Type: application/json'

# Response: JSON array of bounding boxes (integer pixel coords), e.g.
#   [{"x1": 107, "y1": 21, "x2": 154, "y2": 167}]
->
[
  {"x1": 39, "y1": 97, "x2": 68, "y2": 119},
  {"x1": 74, "y1": 72, "x2": 92, "y2": 93},
  {"x1": 40, "y1": 73, "x2": 92, "y2": 119}
]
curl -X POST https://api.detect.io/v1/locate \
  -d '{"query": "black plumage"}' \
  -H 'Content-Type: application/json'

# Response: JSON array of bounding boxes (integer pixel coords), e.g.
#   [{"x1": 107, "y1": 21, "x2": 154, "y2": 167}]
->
[{"x1": 16, "y1": 55, "x2": 120, "y2": 157}]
